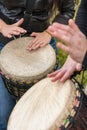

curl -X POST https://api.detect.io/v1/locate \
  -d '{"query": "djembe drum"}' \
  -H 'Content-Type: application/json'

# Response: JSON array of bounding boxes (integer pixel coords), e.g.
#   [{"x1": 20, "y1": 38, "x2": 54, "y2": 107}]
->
[
  {"x1": 0, "y1": 37, "x2": 58, "y2": 99},
  {"x1": 7, "y1": 78, "x2": 87, "y2": 130}
]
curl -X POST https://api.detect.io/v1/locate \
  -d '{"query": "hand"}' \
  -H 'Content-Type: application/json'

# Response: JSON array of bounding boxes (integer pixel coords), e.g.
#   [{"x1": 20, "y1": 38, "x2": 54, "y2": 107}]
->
[
  {"x1": 48, "y1": 56, "x2": 82, "y2": 82},
  {"x1": 27, "y1": 31, "x2": 51, "y2": 50},
  {"x1": 1, "y1": 18, "x2": 27, "y2": 38},
  {"x1": 48, "y1": 19, "x2": 87, "y2": 63}
]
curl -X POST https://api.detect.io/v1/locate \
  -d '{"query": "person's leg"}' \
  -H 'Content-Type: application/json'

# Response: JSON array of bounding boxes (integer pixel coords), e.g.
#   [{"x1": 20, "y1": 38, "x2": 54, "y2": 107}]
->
[
  {"x1": 0, "y1": 43, "x2": 4, "y2": 50},
  {"x1": 50, "y1": 38, "x2": 58, "y2": 54},
  {"x1": 0, "y1": 76, "x2": 16, "y2": 130},
  {"x1": 0, "y1": 43, "x2": 16, "y2": 130},
  {"x1": 50, "y1": 38, "x2": 60, "y2": 69}
]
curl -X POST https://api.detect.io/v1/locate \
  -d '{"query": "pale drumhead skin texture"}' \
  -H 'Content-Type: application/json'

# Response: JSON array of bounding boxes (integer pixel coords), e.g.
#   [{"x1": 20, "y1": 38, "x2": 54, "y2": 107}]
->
[
  {"x1": 0, "y1": 37, "x2": 56, "y2": 82},
  {"x1": 7, "y1": 78, "x2": 76, "y2": 130}
]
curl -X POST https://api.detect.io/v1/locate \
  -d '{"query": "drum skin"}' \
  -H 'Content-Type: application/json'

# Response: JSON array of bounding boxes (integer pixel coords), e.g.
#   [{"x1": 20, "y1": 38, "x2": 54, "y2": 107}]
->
[
  {"x1": 0, "y1": 37, "x2": 56, "y2": 82},
  {"x1": 0, "y1": 37, "x2": 57, "y2": 98},
  {"x1": 7, "y1": 78, "x2": 83, "y2": 130}
]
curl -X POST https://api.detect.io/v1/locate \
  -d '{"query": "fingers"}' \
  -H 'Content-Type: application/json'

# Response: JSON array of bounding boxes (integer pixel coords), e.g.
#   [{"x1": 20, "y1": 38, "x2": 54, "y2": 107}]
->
[
  {"x1": 48, "y1": 58, "x2": 78, "y2": 83},
  {"x1": 48, "y1": 19, "x2": 79, "y2": 45},
  {"x1": 29, "y1": 36, "x2": 39, "y2": 46},
  {"x1": 28, "y1": 32, "x2": 50, "y2": 50},
  {"x1": 14, "y1": 18, "x2": 27, "y2": 34},
  {"x1": 49, "y1": 21, "x2": 74, "y2": 35},
  {"x1": 30, "y1": 32, "x2": 37, "y2": 37},
  {"x1": 57, "y1": 42, "x2": 69, "y2": 53},
  {"x1": 60, "y1": 72, "x2": 71, "y2": 82},
  {"x1": 6, "y1": 34, "x2": 13, "y2": 38},
  {"x1": 27, "y1": 43, "x2": 40, "y2": 50},
  {"x1": 28, "y1": 41, "x2": 48, "y2": 50},
  {"x1": 49, "y1": 26, "x2": 73, "y2": 44},
  {"x1": 48, "y1": 69, "x2": 66, "y2": 82},
  {"x1": 10, "y1": 30, "x2": 22, "y2": 36},
  {"x1": 28, "y1": 33, "x2": 39, "y2": 49},
  {"x1": 56, "y1": 68, "x2": 75, "y2": 82},
  {"x1": 27, "y1": 37, "x2": 41, "y2": 50},
  {"x1": 6, "y1": 28, "x2": 27, "y2": 38},
  {"x1": 76, "y1": 63, "x2": 82, "y2": 71},
  {"x1": 40, "y1": 42, "x2": 48, "y2": 47},
  {"x1": 13, "y1": 28, "x2": 27, "y2": 35},
  {"x1": 47, "y1": 70, "x2": 60, "y2": 77}
]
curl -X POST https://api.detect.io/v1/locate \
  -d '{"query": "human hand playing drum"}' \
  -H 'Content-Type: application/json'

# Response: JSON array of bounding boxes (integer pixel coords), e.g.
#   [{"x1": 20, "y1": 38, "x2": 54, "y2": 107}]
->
[
  {"x1": 48, "y1": 56, "x2": 82, "y2": 82},
  {"x1": 27, "y1": 29, "x2": 52, "y2": 50},
  {"x1": 0, "y1": 18, "x2": 27, "y2": 38}
]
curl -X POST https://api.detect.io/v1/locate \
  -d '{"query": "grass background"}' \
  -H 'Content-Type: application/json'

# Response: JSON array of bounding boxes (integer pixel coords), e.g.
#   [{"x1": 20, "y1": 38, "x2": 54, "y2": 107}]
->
[{"x1": 58, "y1": 0, "x2": 87, "y2": 89}]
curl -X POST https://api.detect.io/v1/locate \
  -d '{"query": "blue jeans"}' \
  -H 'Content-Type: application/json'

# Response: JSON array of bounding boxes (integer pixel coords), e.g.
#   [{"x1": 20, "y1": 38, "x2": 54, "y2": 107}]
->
[
  {"x1": 50, "y1": 38, "x2": 58, "y2": 54},
  {"x1": 50, "y1": 38, "x2": 60, "y2": 69},
  {"x1": 0, "y1": 43, "x2": 16, "y2": 130}
]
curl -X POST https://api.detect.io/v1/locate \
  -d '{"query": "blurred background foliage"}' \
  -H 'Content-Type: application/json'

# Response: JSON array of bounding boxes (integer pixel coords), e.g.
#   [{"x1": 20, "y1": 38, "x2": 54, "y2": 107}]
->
[{"x1": 57, "y1": 0, "x2": 87, "y2": 88}]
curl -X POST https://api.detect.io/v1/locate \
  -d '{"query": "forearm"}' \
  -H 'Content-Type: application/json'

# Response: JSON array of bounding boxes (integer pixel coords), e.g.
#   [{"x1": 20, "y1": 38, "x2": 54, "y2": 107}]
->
[
  {"x1": 75, "y1": 0, "x2": 87, "y2": 36},
  {"x1": 0, "y1": 19, "x2": 7, "y2": 33}
]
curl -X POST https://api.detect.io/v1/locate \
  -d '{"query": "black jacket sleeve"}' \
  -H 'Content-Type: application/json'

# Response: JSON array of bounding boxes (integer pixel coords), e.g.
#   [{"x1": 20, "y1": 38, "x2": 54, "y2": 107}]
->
[
  {"x1": 75, "y1": 0, "x2": 87, "y2": 70},
  {"x1": 82, "y1": 52, "x2": 87, "y2": 70},
  {"x1": 75, "y1": 0, "x2": 87, "y2": 36},
  {"x1": 53, "y1": 0, "x2": 75, "y2": 24}
]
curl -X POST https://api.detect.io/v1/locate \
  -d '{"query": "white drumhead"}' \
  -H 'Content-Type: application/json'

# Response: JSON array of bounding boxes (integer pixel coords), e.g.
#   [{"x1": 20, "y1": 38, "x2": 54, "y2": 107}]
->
[
  {"x1": 7, "y1": 78, "x2": 76, "y2": 130},
  {"x1": 0, "y1": 37, "x2": 56, "y2": 82}
]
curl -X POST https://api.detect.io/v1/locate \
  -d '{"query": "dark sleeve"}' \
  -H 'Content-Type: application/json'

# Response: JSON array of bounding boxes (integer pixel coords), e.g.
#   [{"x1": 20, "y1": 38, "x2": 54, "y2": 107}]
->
[
  {"x1": 75, "y1": 0, "x2": 87, "y2": 36},
  {"x1": 53, "y1": 0, "x2": 75, "y2": 24},
  {"x1": 82, "y1": 52, "x2": 87, "y2": 70}
]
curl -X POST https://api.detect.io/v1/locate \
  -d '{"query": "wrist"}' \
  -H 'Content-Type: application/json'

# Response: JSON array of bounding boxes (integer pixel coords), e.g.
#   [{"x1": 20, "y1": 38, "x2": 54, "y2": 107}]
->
[
  {"x1": 45, "y1": 29, "x2": 52, "y2": 38},
  {"x1": 0, "y1": 19, "x2": 7, "y2": 32}
]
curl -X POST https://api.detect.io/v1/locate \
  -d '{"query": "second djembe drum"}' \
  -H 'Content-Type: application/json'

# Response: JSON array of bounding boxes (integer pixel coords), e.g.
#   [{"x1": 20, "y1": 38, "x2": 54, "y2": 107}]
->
[{"x1": 7, "y1": 78, "x2": 85, "y2": 130}]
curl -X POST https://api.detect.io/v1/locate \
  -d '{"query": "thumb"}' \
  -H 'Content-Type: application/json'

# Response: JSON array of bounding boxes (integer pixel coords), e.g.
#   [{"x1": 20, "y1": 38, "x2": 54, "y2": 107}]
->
[
  {"x1": 30, "y1": 32, "x2": 37, "y2": 37},
  {"x1": 76, "y1": 63, "x2": 82, "y2": 71},
  {"x1": 14, "y1": 18, "x2": 24, "y2": 26}
]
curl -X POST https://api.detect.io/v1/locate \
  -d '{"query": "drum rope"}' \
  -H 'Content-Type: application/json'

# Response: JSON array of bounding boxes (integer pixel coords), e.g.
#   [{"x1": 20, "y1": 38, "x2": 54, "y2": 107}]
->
[
  {"x1": 12, "y1": 34, "x2": 24, "y2": 40},
  {"x1": 58, "y1": 79, "x2": 83, "y2": 130},
  {"x1": 70, "y1": 69, "x2": 85, "y2": 90}
]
